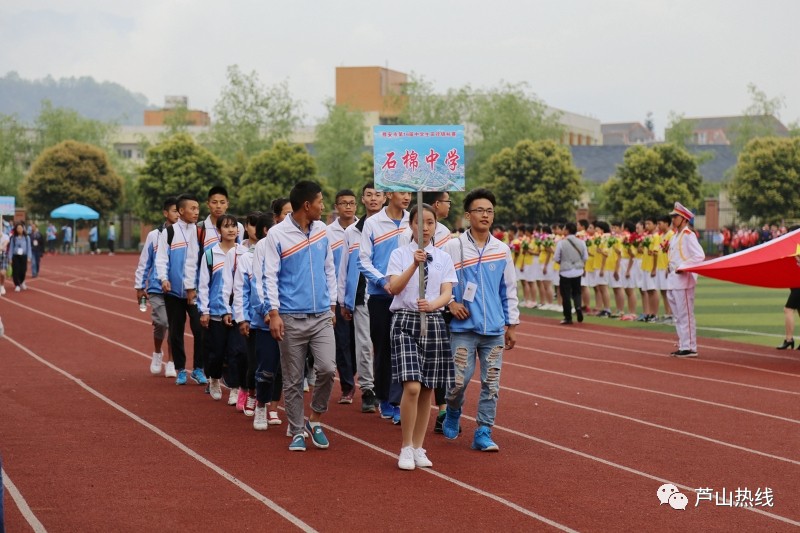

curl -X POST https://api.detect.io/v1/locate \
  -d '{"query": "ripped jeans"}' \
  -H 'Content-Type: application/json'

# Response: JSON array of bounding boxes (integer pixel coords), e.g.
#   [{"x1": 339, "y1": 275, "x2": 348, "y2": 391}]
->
[{"x1": 446, "y1": 332, "x2": 504, "y2": 427}]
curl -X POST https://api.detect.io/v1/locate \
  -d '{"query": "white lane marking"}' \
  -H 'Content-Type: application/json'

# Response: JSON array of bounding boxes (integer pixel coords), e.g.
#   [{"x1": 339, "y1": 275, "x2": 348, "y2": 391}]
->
[
  {"x1": 40, "y1": 277, "x2": 133, "y2": 303},
  {"x1": 2, "y1": 467, "x2": 48, "y2": 533},
  {"x1": 2, "y1": 335, "x2": 316, "y2": 533},
  {"x1": 488, "y1": 379, "x2": 800, "y2": 465},
  {"x1": 504, "y1": 357, "x2": 800, "y2": 425},
  {"x1": 512, "y1": 338, "x2": 800, "y2": 395}
]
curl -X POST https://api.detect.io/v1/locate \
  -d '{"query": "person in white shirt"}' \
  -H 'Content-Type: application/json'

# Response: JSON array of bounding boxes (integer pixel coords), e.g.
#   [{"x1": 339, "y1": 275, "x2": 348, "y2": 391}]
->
[{"x1": 387, "y1": 203, "x2": 457, "y2": 470}]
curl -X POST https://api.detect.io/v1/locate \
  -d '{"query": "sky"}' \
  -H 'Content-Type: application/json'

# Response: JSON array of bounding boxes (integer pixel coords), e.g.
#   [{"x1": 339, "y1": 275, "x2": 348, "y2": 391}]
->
[{"x1": 1, "y1": 0, "x2": 798, "y2": 138}]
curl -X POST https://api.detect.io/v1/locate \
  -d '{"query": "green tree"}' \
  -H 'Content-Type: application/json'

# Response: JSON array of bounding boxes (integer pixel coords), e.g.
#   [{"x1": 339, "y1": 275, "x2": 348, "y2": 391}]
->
[
  {"x1": 399, "y1": 76, "x2": 563, "y2": 184},
  {"x1": 485, "y1": 140, "x2": 583, "y2": 223},
  {"x1": 728, "y1": 137, "x2": 800, "y2": 221},
  {"x1": 204, "y1": 65, "x2": 303, "y2": 163},
  {"x1": 664, "y1": 111, "x2": 694, "y2": 147},
  {"x1": 236, "y1": 141, "x2": 319, "y2": 215},
  {"x1": 20, "y1": 140, "x2": 123, "y2": 216},
  {"x1": 135, "y1": 133, "x2": 228, "y2": 224},
  {"x1": 730, "y1": 84, "x2": 786, "y2": 153},
  {"x1": 356, "y1": 152, "x2": 374, "y2": 186},
  {"x1": 314, "y1": 101, "x2": 367, "y2": 192},
  {"x1": 0, "y1": 114, "x2": 31, "y2": 196},
  {"x1": 602, "y1": 143, "x2": 702, "y2": 221},
  {"x1": 32, "y1": 100, "x2": 117, "y2": 154}
]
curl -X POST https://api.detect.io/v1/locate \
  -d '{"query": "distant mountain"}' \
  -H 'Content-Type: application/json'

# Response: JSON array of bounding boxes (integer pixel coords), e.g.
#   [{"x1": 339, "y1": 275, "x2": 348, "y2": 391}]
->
[{"x1": 0, "y1": 72, "x2": 151, "y2": 125}]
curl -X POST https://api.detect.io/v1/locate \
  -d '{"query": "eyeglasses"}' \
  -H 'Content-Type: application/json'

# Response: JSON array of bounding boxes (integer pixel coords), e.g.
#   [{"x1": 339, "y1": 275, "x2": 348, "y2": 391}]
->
[
  {"x1": 337, "y1": 201, "x2": 356, "y2": 207},
  {"x1": 468, "y1": 208, "x2": 494, "y2": 216},
  {"x1": 437, "y1": 200, "x2": 452, "y2": 205}
]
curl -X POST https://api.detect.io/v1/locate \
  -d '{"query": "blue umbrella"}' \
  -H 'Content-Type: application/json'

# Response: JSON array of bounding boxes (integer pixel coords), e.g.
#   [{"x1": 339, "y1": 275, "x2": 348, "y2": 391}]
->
[{"x1": 50, "y1": 203, "x2": 100, "y2": 253}]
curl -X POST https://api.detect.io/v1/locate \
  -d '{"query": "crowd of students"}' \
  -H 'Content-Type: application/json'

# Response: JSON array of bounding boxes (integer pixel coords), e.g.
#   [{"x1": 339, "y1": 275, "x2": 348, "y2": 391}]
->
[
  {"x1": 134, "y1": 184, "x2": 520, "y2": 469},
  {"x1": 496, "y1": 215, "x2": 695, "y2": 324}
]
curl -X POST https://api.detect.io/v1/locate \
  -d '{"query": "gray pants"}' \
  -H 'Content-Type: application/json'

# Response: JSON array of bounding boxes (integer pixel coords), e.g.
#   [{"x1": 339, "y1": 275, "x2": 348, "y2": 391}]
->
[
  {"x1": 149, "y1": 293, "x2": 168, "y2": 340},
  {"x1": 353, "y1": 302, "x2": 374, "y2": 392},
  {"x1": 279, "y1": 313, "x2": 336, "y2": 438}
]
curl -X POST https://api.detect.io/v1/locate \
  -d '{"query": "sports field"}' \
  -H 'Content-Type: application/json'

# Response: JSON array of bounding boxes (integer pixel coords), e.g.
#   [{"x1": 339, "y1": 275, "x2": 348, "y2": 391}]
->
[
  {"x1": 523, "y1": 277, "x2": 792, "y2": 348},
  {"x1": 1, "y1": 254, "x2": 798, "y2": 531}
]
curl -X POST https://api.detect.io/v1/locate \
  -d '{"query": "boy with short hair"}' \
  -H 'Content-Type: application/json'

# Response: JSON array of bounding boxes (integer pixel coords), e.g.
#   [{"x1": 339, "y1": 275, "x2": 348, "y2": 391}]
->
[{"x1": 155, "y1": 193, "x2": 206, "y2": 386}]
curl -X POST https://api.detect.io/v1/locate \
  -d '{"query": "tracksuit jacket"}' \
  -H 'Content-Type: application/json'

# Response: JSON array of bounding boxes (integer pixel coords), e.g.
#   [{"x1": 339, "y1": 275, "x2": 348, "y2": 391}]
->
[
  {"x1": 232, "y1": 245, "x2": 256, "y2": 327},
  {"x1": 444, "y1": 231, "x2": 520, "y2": 336},
  {"x1": 155, "y1": 219, "x2": 198, "y2": 299},
  {"x1": 338, "y1": 218, "x2": 365, "y2": 311},
  {"x1": 358, "y1": 207, "x2": 409, "y2": 297},
  {"x1": 255, "y1": 214, "x2": 337, "y2": 316},
  {"x1": 134, "y1": 227, "x2": 164, "y2": 295},
  {"x1": 197, "y1": 243, "x2": 234, "y2": 317}
]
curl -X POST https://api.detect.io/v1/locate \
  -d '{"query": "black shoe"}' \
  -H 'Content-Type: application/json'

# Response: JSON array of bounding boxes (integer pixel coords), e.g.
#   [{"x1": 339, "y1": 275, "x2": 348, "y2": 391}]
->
[
  {"x1": 670, "y1": 350, "x2": 698, "y2": 358},
  {"x1": 560, "y1": 319, "x2": 573, "y2": 325},
  {"x1": 576, "y1": 309, "x2": 584, "y2": 323},
  {"x1": 776, "y1": 339, "x2": 795, "y2": 350},
  {"x1": 361, "y1": 389, "x2": 377, "y2": 413},
  {"x1": 434, "y1": 411, "x2": 446, "y2": 434}
]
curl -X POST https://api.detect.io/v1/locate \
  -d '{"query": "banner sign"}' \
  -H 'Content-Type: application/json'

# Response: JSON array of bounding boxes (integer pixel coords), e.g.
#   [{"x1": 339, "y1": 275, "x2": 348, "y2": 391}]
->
[
  {"x1": 373, "y1": 125, "x2": 465, "y2": 192},
  {"x1": 0, "y1": 196, "x2": 14, "y2": 216}
]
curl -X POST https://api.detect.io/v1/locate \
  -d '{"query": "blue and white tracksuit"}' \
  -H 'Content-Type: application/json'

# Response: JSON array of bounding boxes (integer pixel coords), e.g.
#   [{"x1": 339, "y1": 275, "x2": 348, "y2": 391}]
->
[
  {"x1": 443, "y1": 230, "x2": 520, "y2": 428},
  {"x1": 327, "y1": 217, "x2": 357, "y2": 394},
  {"x1": 134, "y1": 228, "x2": 164, "y2": 295},
  {"x1": 358, "y1": 207, "x2": 409, "y2": 405}
]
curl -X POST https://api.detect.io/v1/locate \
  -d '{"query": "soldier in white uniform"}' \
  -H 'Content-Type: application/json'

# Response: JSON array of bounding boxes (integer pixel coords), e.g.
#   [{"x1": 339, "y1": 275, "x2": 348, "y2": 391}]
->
[{"x1": 666, "y1": 202, "x2": 706, "y2": 357}]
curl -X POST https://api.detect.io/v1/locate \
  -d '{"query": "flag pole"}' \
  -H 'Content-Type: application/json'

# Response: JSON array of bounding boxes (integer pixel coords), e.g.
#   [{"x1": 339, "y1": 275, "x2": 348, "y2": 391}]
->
[{"x1": 417, "y1": 190, "x2": 427, "y2": 337}]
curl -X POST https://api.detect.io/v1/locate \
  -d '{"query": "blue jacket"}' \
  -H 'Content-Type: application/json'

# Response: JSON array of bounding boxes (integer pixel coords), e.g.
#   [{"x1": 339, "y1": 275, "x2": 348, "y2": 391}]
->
[
  {"x1": 444, "y1": 231, "x2": 520, "y2": 336},
  {"x1": 358, "y1": 207, "x2": 409, "y2": 297},
  {"x1": 256, "y1": 214, "x2": 337, "y2": 315},
  {"x1": 338, "y1": 220, "x2": 364, "y2": 311},
  {"x1": 134, "y1": 227, "x2": 164, "y2": 294},
  {"x1": 197, "y1": 243, "x2": 232, "y2": 317},
  {"x1": 155, "y1": 219, "x2": 198, "y2": 298}
]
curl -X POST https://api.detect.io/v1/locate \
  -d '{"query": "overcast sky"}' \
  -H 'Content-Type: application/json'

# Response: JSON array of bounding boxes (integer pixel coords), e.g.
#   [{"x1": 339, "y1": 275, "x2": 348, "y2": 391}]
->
[{"x1": 1, "y1": 0, "x2": 798, "y2": 138}]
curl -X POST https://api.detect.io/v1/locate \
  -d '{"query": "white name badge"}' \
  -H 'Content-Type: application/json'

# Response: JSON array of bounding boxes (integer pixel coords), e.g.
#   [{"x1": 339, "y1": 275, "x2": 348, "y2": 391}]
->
[{"x1": 463, "y1": 281, "x2": 478, "y2": 302}]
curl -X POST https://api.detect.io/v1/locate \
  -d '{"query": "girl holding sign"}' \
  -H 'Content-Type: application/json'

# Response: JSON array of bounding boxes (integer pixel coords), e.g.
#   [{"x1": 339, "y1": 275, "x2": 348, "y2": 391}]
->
[{"x1": 386, "y1": 203, "x2": 457, "y2": 470}]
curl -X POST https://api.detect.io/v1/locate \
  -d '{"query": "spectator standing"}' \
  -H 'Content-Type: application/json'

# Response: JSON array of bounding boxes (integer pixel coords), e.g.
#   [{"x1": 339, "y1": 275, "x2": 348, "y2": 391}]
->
[
  {"x1": 89, "y1": 224, "x2": 98, "y2": 254},
  {"x1": 62, "y1": 224, "x2": 72, "y2": 254},
  {"x1": 29, "y1": 223, "x2": 44, "y2": 277},
  {"x1": 9, "y1": 221, "x2": 32, "y2": 292},
  {"x1": 46, "y1": 222, "x2": 57, "y2": 254},
  {"x1": 555, "y1": 221, "x2": 589, "y2": 325},
  {"x1": 107, "y1": 221, "x2": 116, "y2": 255}
]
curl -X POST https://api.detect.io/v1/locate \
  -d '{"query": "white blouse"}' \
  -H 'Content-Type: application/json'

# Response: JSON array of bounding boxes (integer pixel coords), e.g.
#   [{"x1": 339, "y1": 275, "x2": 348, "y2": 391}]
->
[{"x1": 386, "y1": 242, "x2": 458, "y2": 312}]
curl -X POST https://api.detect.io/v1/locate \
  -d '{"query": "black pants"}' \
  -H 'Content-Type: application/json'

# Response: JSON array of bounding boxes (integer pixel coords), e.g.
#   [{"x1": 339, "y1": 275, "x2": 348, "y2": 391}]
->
[
  {"x1": 11, "y1": 255, "x2": 27, "y2": 286},
  {"x1": 334, "y1": 304, "x2": 356, "y2": 394},
  {"x1": 368, "y1": 296, "x2": 402, "y2": 404},
  {"x1": 559, "y1": 275, "x2": 582, "y2": 321},
  {"x1": 108, "y1": 240, "x2": 115, "y2": 253},
  {"x1": 206, "y1": 320, "x2": 247, "y2": 385},
  {"x1": 164, "y1": 294, "x2": 204, "y2": 371}
]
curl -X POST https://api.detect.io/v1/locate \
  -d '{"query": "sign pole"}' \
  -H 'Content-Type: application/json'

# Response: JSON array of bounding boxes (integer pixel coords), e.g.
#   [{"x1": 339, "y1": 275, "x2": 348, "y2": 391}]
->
[{"x1": 417, "y1": 190, "x2": 427, "y2": 336}]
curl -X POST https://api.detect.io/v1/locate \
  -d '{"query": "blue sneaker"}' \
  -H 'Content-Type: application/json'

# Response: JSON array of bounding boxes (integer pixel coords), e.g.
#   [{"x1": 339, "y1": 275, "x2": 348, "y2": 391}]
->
[
  {"x1": 190, "y1": 368, "x2": 208, "y2": 385},
  {"x1": 305, "y1": 420, "x2": 330, "y2": 449},
  {"x1": 288, "y1": 434, "x2": 306, "y2": 452},
  {"x1": 379, "y1": 401, "x2": 393, "y2": 419},
  {"x1": 442, "y1": 407, "x2": 461, "y2": 440},
  {"x1": 175, "y1": 369, "x2": 187, "y2": 386},
  {"x1": 392, "y1": 405, "x2": 401, "y2": 425},
  {"x1": 472, "y1": 426, "x2": 499, "y2": 452}
]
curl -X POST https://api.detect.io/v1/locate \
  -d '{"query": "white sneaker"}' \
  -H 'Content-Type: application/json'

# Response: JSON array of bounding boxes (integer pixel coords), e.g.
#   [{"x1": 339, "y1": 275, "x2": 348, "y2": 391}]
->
[
  {"x1": 209, "y1": 379, "x2": 222, "y2": 400},
  {"x1": 413, "y1": 447, "x2": 433, "y2": 468},
  {"x1": 244, "y1": 395, "x2": 256, "y2": 416},
  {"x1": 20, "y1": 282, "x2": 27, "y2": 291},
  {"x1": 14, "y1": 286, "x2": 20, "y2": 293},
  {"x1": 398, "y1": 446, "x2": 415, "y2": 470},
  {"x1": 253, "y1": 406, "x2": 268, "y2": 430},
  {"x1": 227, "y1": 387, "x2": 239, "y2": 406},
  {"x1": 0, "y1": 317, "x2": 4, "y2": 337},
  {"x1": 0, "y1": 285, "x2": 6, "y2": 295},
  {"x1": 303, "y1": 377, "x2": 309, "y2": 392},
  {"x1": 150, "y1": 352, "x2": 163, "y2": 375},
  {"x1": 268, "y1": 410, "x2": 282, "y2": 425},
  {"x1": 164, "y1": 361, "x2": 177, "y2": 378}
]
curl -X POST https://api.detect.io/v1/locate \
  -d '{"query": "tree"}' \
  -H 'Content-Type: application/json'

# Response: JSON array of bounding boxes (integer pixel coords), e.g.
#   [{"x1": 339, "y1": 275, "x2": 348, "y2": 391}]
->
[
  {"x1": 728, "y1": 137, "x2": 800, "y2": 222},
  {"x1": 0, "y1": 114, "x2": 31, "y2": 196},
  {"x1": 485, "y1": 140, "x2": 583, "y2": 223},
  {"x1": 135, "y1": 133, "x2": 228, "y2": 224},
  {"x1": 20, "y1": 140, "x2": 123, "y2": 216},
  {"x1": 314, "y1": 101, "x2": 367, "y2": 192},
  {"x1": 602, "y1": 143, "x2": 702, "y2": 221},
  {"x1": 664, "y1": 111, "x2": 694, "y2": 147},
  {"x1": 645, "y1": 111, "x2": 655, "y2": 134},
  {"x1": 399, "y1": 77, "x2": 564, "y2": 184},
  {"x1": 356, "y1": 152, "x2": 375, "y2": 186},
  {"x1": 204, "y1": 65, "x2": 304, "y2": 163},
  {"x1": 32, "y1": 100, "x2": 117, "y2": 155},
  {"x1": 236, "y1": 141, "x2": 319, "y2": 215},
  {"x1": 730, "y1": 84, "x2": 787, "y2": 153}
]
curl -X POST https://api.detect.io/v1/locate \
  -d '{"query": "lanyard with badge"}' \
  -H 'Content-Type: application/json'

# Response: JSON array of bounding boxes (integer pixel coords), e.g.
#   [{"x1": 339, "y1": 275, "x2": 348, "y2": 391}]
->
[{"x1": 463, "y1": 231, "x2": 486, "y2": 302}]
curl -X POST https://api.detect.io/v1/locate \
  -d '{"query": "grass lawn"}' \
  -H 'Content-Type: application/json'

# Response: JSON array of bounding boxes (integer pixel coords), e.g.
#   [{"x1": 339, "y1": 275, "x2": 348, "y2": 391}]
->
[{"x1": 520, "y1": 277, "x2": 792, "y2": 348}]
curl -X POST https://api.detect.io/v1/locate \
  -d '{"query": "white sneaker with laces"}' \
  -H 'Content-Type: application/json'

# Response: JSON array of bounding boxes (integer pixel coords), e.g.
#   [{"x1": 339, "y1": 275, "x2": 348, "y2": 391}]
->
[
  {"x1": 398, "y1": 446, "x2": 415, "y2": 470},
  {"x1": 20, "y1": 282, "x2": 27, "y2": 291},
  {"x1": 227, "y1": 387, "x2": 239, "y2": 406},
  {"x1": 150, "y1": 352, "x2": 163, "y2": 375},
  {"x1": 413, "y1": 447, "x2": 433, "y2": 468},
  {"x1": 253, "y1": 406, "x2": 268, "y2": 430},
  {"x1": 209, "y1": 379, "x2": 222, "y2": 400},
  {"x1": 268, "y1": 410, "x2": 282, "y2": 425},
  {"x1": 0, "y1": 285, "x2": 6, "y2": 295},
  {"x1": 244, "y1": 395, "x2": 256, "y2": 416},
  {"x1": 164, "y1": 361, "x2": 177, "y2": 378},
  {"x1": 14, "y1": 286, "x2": 20, "y2": 292}
]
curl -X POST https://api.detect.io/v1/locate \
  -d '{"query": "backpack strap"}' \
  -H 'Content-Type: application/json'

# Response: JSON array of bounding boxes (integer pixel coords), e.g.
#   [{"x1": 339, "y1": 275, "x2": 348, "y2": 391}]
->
[{"x1": 166, "y1": 225, "x2": 174, "y2": 246}]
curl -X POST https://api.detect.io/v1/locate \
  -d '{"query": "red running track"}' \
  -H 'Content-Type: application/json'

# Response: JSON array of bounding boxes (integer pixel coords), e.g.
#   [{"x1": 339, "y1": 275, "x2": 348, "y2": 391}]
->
[{"x1": 1, "y1": 254, "x2": 799, "y2": 532}]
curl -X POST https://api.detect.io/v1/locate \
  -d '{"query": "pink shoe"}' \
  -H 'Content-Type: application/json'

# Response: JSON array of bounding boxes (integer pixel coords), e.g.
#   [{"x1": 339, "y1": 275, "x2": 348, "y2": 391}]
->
[{"x1": 236, "y1": 389, "x2": 247, "y2": 412}]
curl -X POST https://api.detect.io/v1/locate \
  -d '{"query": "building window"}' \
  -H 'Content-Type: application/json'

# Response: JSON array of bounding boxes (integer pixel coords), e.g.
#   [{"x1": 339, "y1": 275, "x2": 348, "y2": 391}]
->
[{"x1": 117, "y1": 149, "x2": 133, "y2": 159}]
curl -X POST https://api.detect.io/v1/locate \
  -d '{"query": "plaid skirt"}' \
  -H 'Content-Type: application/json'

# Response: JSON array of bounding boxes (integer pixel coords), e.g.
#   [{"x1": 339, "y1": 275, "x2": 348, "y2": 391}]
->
[
  {"x1": 0, "y1": 251, "x2": 7, "y2": 271},
  {"x1": 391, "y1": 309, "x2": 454, "y2": 389}
]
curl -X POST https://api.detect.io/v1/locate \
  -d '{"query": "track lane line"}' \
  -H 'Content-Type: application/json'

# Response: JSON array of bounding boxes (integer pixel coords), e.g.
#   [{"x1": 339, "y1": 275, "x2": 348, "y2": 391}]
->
[{"x1": 2, "y1": 467, "x2": 48, "y2": 533}]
